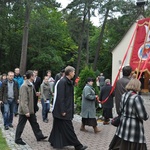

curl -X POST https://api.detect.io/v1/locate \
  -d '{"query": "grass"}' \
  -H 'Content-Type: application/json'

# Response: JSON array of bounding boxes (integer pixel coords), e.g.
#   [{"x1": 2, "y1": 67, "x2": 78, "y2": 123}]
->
[{"x1": 0, "y1": 128, "x2": 10, "y2": 150}]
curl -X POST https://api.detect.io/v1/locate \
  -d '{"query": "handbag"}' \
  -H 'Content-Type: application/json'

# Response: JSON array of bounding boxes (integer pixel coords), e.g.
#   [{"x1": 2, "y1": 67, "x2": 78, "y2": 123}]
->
[
  {"x1": 111, "y1": 115, "x2": 120, "y2": 127},
  {"x1": 111, "y1": 93, "x2": 132, "y2": 127}
]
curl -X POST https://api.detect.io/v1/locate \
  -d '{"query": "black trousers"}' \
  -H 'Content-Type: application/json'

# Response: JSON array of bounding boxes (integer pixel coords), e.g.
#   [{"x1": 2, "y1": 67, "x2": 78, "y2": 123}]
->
[{"x1": 15, "y1": 114, "x2": 44, "y2": 141}]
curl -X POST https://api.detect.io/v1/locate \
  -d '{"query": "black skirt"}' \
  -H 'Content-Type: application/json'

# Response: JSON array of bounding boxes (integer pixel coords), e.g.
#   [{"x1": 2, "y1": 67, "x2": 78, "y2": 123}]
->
[
  {"x1": 49, "y1": 117, "x2": 83, "y2": 149},
  {"x1": 109, "y1": 135, "x2": 147, "y2": 150},
  {"x1": 82, "y1": 118, "x2": 97, "y2": 127}
]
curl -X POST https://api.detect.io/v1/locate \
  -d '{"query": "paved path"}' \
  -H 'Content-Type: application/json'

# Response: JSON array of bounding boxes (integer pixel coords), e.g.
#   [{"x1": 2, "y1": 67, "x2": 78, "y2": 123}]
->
[{"x1": 0, "y1": 94, "x2": 150, "y2": 150}]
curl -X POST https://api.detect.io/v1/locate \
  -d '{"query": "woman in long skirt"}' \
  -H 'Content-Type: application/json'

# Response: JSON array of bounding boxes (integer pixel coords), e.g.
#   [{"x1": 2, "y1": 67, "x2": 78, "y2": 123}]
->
[{"x1": 109, "y1": 78, "x2": 149, "y2": 150}]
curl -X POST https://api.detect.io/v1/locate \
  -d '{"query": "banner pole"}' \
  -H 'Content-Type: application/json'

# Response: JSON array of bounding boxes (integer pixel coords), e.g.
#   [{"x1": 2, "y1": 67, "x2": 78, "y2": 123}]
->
[{"x1": 100, "y1": 23, "x2": 138, "y2": 104}]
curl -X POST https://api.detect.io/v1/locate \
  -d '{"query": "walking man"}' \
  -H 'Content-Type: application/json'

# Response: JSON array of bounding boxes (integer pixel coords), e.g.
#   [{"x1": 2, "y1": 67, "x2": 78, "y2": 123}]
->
[
  {"x1": 49, "y1": 66, "x2": 87, "y2": 150},
  {"x1": 115, "y1": 66, "x2": 132, "y2": 114},
  {"x1": 15, "y1": 70, "x2": 47, "y2": 145}
]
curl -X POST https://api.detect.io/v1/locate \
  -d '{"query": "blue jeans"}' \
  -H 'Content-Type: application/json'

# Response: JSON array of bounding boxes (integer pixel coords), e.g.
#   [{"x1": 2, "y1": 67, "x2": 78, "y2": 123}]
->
[
  {"x1": 41, "y1": 99, "x2": 50, "y2": 121},
  {"x1": 4, "y1": 100, "x2": 15, "y2": 126},
  {"x1": 13, "y1": 101, "x2": 18, "y2": 115}
]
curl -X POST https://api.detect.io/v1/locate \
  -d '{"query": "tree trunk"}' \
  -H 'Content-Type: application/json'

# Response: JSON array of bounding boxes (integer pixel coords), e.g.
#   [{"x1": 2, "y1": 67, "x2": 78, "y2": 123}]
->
[
  {"x1": 75, "y1": 4, "x2": 87, "y2": 78},
  {"x1": 93, "y1": 7, "x2": 109, "y2": 71},
  {"x1": 86, "y1": 8, "x2": 90, "y2": 65},
  {"x1": 19, "y1": 1, "x2": 31, "y2": 75}
]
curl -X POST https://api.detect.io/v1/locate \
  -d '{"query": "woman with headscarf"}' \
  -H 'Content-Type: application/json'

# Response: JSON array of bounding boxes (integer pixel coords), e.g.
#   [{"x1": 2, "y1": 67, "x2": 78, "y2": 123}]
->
[{"x1": 80, "y1": 77, "x2": 101, "y2": 133}]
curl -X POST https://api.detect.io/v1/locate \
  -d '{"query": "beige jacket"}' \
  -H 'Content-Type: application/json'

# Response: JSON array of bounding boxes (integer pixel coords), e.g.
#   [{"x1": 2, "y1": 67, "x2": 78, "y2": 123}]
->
[{"x1": 18, "y1": 80, "x2": 34, "y2": 115}]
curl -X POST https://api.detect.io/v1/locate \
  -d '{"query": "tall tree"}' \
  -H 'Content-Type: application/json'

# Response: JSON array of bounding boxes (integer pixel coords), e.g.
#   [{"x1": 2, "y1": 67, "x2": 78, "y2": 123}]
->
[
  {"x1": 65, "y1": 0, "x2": 99, "y2": 77},
  {"x1": 19, "y1": 0, "x2": 60, "y2": 75},
  {"x1": 20, "y1": 0, "x2": 31, "y2": 75},
  {"x1": 93, "y1": 2, "x2": 110, "y2": 70}
]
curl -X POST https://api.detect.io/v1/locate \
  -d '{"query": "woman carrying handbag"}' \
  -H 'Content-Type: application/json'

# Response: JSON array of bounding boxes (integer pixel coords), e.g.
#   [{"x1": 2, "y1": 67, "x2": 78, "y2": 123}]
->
[{"x1": 109, "y1": 78, "x2": 149, "y2": 150}]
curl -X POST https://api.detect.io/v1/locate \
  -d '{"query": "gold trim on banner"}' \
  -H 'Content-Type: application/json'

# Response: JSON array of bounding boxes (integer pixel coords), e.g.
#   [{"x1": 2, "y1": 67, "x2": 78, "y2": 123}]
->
[
  {"x1": 134, "y1": 68, "x2": 150, "y2": 75},
  {"x1": 136, "y1": 20, "x2": 150, "y2": 78}
]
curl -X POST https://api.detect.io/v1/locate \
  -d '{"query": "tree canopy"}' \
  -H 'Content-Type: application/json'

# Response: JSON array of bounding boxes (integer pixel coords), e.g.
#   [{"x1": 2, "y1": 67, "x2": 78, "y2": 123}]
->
[{"x1": 0, "y1": 0, "x2": 150, "y2": 78}]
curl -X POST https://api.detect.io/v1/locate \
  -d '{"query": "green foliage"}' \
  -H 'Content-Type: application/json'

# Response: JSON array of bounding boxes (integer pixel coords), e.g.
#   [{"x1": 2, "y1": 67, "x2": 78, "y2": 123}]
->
[
  {"x1": 0, "y1": 129, "x2": 10, "y2": 150},
  {"x1": 75, "y1": 66, "x2": 99, "y2": 113},
  {"x1": 1, "y1": 0, "x2": 150, "y2": 80},
  {"x1": 28, "y1": 7, "x2": 77, "y2": 74}
]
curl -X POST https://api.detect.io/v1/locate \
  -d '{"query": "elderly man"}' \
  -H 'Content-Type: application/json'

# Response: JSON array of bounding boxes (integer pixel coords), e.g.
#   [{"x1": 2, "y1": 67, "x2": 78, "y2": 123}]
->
[{"x1": 0, "y1": 71, "x2": 19, "y2": 130}]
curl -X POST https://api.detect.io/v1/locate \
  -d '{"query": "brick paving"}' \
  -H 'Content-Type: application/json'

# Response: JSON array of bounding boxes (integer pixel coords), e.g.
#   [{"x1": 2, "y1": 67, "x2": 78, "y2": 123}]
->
[{"x1": 0, "y1": 94, "x2": 150, "y2": 150}]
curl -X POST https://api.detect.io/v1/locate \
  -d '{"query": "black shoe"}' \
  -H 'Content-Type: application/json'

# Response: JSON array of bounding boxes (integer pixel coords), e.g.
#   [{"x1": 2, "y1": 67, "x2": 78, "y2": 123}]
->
[
  {"x1": 37, "y1": 136, "x2": 48, "y2": 141},
  {"x1": 14, "y1": 113, "x2": 18, "y2": 117},
  {"x1": 76, "y1": 146, "x2": 88, "y2": 150},
  {"x1": 4, "y1": 126, "x2": 9, "y2": 130},
  {"x1": 9, "y1": 124, "x2": 13, "y2": 128},
  {"x1": 15, "y1": 140, "x2": 26, "y2": 145}
]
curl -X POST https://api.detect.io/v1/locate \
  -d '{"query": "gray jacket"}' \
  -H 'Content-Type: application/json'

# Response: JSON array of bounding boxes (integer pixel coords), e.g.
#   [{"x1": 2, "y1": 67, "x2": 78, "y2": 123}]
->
[
  {"x1": 18, "y1": 80, "x2": 35, "y2": 115},
  {"x1": 81, "y1": 84, "x2": 96, "y2": 118},
  {"x1": 40, "y1": 82, "x2": 52, "y2": 101}
]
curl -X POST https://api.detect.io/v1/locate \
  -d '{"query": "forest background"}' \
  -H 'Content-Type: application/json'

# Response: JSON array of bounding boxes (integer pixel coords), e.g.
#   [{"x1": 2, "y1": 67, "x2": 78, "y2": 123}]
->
[{"x1": 0, "y1": 0, "x2": 150, "y2": 79}]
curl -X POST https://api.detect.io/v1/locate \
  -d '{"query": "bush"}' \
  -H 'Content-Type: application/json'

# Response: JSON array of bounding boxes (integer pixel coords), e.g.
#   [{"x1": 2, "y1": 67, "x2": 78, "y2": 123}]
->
[{"x1": 74, "y1": 66, "x2": 99, "y2": 114}]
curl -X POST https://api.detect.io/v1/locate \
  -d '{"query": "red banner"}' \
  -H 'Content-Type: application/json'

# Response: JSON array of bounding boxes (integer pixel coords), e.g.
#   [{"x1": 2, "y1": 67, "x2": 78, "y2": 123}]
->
[{"x1": 130, "y1": 18, "x2": 150, "y2": 72}]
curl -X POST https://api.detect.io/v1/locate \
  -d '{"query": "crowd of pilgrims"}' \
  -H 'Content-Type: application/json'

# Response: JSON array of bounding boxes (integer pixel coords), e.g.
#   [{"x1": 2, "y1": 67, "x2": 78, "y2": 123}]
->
[{"x1": 0, "y1": 65, "x2": 149, "y2": 150}]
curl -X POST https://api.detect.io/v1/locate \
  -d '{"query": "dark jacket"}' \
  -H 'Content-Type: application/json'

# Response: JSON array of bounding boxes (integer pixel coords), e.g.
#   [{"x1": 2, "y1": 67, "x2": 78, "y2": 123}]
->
[
  {"x1": 0, "y1": 79, "x2": 19, "y2": 103},
  {"x1": 33, "y1": 76, "x2": 41, "y2": 112},
  {"x1": 115, "y1": 76, "x2": 130, "y2": 114},
  {"x1": 33, "y1": 76, "x2": 41, "y2": 92},
  {"x1": 99, "y1": 84, "x2": 114, "y2": 108},
  {"x1": 52, "y1": 76, "x2": 74, "y2": 120}
]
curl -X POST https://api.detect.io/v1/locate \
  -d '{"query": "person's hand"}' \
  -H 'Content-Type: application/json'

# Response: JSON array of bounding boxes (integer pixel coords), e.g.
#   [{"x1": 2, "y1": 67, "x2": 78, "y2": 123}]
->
[
  {"x1": 25, "y1": 113, "x2": 30, "y2": 117},
  {"x1": 95, "y1": 95, "x2": 101, "y2": 103},
  {"x1": 17, "y1": 99, "x2": 19, "y2": 103},
  {"x1": 95, "y1": 95, "x2": 99, "y2": 100},
  {"x1": 0, "y1": 101, "x2": 3, "y2": 104},
  {"x1": 36, "y1": 92, "x2": 41, "y2": 97},
  {"x1": 62, "y1": 112, "x2": 66, "y2": 116}
]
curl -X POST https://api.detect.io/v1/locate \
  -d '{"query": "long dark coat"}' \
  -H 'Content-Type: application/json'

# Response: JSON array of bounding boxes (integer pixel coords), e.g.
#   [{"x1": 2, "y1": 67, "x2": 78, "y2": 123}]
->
[
  {"x1": 99, "y1": 84, "x2": 114, "y2": 108},
  {"x1": 52, "y1": 76, "x2": 74, "y2": 120}
]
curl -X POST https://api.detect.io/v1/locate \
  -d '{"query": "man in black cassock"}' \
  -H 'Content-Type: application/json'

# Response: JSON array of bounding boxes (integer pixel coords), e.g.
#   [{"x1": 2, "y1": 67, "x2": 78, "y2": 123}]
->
[{"x1": 49, "y1": 66, "x2": 87, "y2": 150}]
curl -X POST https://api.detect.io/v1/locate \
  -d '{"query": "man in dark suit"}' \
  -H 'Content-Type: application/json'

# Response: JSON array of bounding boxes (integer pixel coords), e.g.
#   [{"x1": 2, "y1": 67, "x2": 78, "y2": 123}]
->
[{"x1": 33, "y1": 70, "x2": 41, "y2": 113}]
